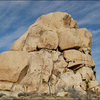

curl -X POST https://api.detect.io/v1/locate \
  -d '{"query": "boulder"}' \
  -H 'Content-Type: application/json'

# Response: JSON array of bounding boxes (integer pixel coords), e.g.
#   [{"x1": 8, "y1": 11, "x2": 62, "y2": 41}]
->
[
  {"x1": 36, "y1": 12, "x2": 78, "y2": 29},
  {"x1": 58, "y1": 28, "x2": 82, "y2": 50},
  {"x1": 23, "y1": 29, "x2": 58, "y2": 52},
  {"x1": 12, "y1": 50, "x2": 53, "y2": 93},
  {"x1": 23, "y1": 36, "x2": 40, "y2": 51},
  {"x1": 38, "y1": 30, "x2": 58, "y2": 50},
  {"x1": 89, "y1": 81, "x2": 100, "y2": 93},
  {"x1": 60, "y1": 71, "x2": 82, "y2": 88},
  {"x1": 0, "y1": 51, "x2": 29, "y2": 82},
  {"x1": 64, "y1": 50, "x2": 95, "y2": 69},
  {"x1": 10, "y1": 31, "x2": 28, "y2": 51},
  {"x1": 77, "y1": 28, "x2": 92, "y2": 49},
  {"x1": 89, "y1": 81, "x2": 100, "y2": 89},
  {"x1": 78, "y1": 67, "x2": 96, "y2": 81},
  {"x1": 0, "y1": 12, "x2": 98, "y2": 96}
]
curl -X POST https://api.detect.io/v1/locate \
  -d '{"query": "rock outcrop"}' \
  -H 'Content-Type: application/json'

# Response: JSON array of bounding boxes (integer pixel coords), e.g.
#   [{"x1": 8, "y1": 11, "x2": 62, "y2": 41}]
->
[{"x1": 0, "y1": 12, "x2": 99, "y2": 97}]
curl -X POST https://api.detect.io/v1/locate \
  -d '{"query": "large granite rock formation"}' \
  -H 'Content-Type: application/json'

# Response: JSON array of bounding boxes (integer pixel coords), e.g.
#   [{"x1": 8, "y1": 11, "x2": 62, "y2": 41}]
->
[{"x1": 0, "y1": 12, "x2": 99, "y2": 97}]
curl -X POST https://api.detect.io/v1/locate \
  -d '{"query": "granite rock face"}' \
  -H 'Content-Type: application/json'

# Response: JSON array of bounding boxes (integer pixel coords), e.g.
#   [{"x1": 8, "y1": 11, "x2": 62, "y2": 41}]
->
[{"x1": 0, "y1": 12, "x2": 99, "y2": 97}]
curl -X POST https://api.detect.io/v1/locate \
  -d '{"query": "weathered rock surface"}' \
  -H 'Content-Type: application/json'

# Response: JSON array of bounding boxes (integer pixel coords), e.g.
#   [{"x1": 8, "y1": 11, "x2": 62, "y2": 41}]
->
[
  {"x1": 0, "y1": 81, "x2": 13, "y2": 91},
  {"x1": 0, "y1": 12, "x2": 99, "y2": 97},
  {"x1": 58, "y1": 28, "x2": 81, "y2": 50},
  {"x1": 10, "y1": 31, "x2": 28, "y2": 51},
  {"x1": 64, "y1": 50, "x2": 95, "y2": 69},
  {"x1": 0, "y1": 51, "x2": 29, "y2": 82},
  {"x1": 77, "y1": 28, "x2": 92, "y2": 49}
]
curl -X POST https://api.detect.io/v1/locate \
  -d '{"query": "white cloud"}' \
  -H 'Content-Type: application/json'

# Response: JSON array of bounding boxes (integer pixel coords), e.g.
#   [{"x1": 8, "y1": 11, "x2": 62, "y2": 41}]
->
[
  {"x1": 78, "y1": 9, "x2": 100, "y2": 25},
  {"x1": 91, "y1": 29, "x2": 100, "y2": 35},
  {"x1": 76, "y1": 1, "x2": 100, "y2": 25},
  {"x1": 91, "y1": 29, "x2": 100, "y2": 61},
  {"x1": 0, "y1": 1, "x2": 32, "y2": 30},
  {"x1": 78, "y1": 2, "x2": 100, "y2": 14}
]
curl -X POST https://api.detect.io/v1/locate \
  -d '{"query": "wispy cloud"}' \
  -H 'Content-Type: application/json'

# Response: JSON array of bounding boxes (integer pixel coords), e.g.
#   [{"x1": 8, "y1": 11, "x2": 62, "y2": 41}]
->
[
  {"x1": 90, "y1": 29, "x2": 100, "y2": 63},
  {"x1": 0, "y1": 26, "x2": 27, "y2": 51},
  {"x1": 78, "y1": 2, "x2": 100, "y2": 25},
  {"x1": 91, "y1": 29, "x2": 100, "y2": 35}
]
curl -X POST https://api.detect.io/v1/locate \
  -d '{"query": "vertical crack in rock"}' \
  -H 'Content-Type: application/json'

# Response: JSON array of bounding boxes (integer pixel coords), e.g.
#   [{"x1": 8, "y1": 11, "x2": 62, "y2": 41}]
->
[
  {"x1": 16, "y1": 65, "x2": 29, "y2": 84},
  {"x1": 11, "y1": 65, "x2": 29, "y2": 90},
  {"x1": 37, "y1": 57, "x2": 44, "y2": 92},
  {"x1": 48, "y1": 59, "x2": 59, "y2": 95},
  {"x1": 48, "y1": 61, "x2": 55, "y2": 95}
]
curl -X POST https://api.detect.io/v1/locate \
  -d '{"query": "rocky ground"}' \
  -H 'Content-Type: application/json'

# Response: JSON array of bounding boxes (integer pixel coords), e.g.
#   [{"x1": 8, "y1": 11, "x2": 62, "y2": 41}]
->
[{"x1": 0, "y1": 95, "x2": 100, "y2": 100}]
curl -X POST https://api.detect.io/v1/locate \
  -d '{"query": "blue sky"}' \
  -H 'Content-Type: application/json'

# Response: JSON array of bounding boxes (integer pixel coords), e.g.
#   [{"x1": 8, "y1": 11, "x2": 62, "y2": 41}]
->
[{"x1": 0, "y1": 1, "x2": 100, "y2": 81}]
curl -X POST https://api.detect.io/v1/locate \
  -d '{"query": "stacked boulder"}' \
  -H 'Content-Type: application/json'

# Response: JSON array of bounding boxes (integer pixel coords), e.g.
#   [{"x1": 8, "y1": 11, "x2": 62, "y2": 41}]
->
[{"x1": 0, "y1": 12, "x2": 99, "y2": 97}]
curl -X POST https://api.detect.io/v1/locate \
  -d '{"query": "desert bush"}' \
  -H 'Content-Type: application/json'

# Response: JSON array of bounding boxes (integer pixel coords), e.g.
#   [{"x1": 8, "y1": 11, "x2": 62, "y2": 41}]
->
[
  {"x1": 0, "y1": 93, "x2": 6, "y2": 97},
  {"x1": 65, "y1": 87, "x2": 84, "y2": 99}
]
